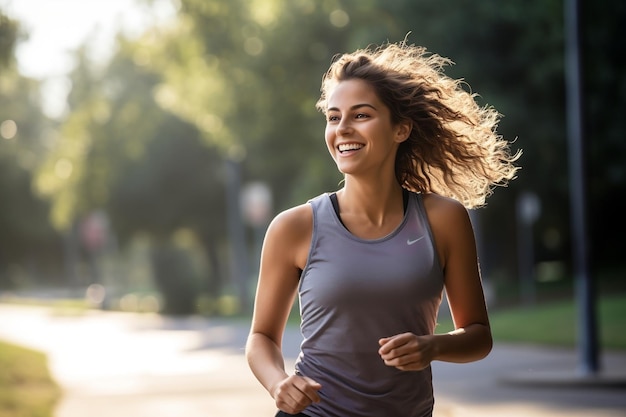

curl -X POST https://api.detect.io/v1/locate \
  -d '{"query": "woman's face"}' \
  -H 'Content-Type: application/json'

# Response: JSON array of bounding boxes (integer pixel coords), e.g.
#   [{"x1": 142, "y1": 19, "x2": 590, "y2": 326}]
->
[{"x1": 324, "y1": 78, "x2": 409, "y2": 177}]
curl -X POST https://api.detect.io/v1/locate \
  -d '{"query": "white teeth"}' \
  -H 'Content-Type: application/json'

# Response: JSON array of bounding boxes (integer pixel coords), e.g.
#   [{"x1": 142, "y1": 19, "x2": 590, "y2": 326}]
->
[{"x1": 338, "y1": 143, "x2": 363, "y2": 152}]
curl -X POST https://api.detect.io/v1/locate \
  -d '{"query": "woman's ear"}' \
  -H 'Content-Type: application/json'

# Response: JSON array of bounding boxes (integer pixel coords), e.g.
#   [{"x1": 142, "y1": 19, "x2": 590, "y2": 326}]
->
[{"x1": 394, "y1": 120, "x2": 412, "y2": 143}]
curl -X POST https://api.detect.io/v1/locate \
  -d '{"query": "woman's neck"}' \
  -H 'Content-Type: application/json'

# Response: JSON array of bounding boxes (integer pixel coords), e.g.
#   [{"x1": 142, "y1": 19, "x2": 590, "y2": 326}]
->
[{"x1": 336, "y1": 179, "x2": 405, "y2": 229}]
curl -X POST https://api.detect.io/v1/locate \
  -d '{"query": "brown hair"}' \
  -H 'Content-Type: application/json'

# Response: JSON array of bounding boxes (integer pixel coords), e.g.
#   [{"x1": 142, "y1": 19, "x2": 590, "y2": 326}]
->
[{"x1": 317, "y1": 41, "x2": 521, "y2": 208}]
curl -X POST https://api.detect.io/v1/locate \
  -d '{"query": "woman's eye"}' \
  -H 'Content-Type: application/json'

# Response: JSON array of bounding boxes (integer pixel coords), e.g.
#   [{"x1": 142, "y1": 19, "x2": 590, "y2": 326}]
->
[
  {"x1": 327, "y1": 115, "x2": 340, "y2": 122},
  {"x1": 355, "y1": 113, "x2": 369, "y2": 119}
]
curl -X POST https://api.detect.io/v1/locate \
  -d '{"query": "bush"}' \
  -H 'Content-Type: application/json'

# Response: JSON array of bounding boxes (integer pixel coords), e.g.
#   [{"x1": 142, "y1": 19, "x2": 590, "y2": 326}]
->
[
  {"x1": 0, "y1": 340, "x2": 61, "y2": 417},
  {"x1": 150, "y1": 243, "x2": 200, "y2": 315}
]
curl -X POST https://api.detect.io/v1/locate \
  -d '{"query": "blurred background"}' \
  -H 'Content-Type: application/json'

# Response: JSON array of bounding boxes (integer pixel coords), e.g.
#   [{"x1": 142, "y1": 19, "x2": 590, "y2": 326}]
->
[
  {"x1": 0, "y1": 0, "x2": 624, "y2": 317},
  {"x1": 1, "y1": 1, "x2": 626, "y2": 416}
]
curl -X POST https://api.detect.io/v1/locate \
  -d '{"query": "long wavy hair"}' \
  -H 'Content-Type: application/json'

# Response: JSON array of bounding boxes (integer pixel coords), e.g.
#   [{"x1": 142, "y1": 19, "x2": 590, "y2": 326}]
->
[{"x1": 316, "y1": 41, "x2": 521, "y2": 209}]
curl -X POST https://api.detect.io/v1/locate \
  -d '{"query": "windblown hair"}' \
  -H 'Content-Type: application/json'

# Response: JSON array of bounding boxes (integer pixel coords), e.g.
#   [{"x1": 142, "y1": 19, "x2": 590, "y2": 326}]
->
[{"x1": 316, "y1": 41, "x2": 521, "y2": 209}]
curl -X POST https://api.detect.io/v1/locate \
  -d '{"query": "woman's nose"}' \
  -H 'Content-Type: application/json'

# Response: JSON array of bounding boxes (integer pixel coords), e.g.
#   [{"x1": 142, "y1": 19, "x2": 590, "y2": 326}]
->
[{"x1": 337, "y1": 119, "x2": 353, "y2": 135}]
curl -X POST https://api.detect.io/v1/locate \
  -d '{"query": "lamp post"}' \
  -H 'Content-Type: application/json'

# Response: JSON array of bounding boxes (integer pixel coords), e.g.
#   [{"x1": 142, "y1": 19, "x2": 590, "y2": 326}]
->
[
  {"x1": 564, "y1": 0, "x2": 599, "y2": 375},
  {"x1": 225, "y1": 153, "x2": 249, "y2": 314},
  {"x1": 516, "y1": 191, "x2": 541, "y2": 306},
  {"x1": 241, "y1": 182, "x2": 273, "y2": 277}
]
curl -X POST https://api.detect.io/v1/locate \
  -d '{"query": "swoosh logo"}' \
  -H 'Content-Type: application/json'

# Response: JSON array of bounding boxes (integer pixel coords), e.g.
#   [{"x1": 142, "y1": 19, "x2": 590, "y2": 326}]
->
[{"x1": 407, "y1": 236, "x2": 425, "y2": 245}]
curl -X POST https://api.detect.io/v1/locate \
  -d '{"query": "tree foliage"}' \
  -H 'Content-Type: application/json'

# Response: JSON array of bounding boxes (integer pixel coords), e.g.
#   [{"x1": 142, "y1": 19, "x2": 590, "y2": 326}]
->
[
  {"x1": 2, "y1": 0, "x2": 625, "y2": 304},
  {"x1": 0, "y1": 11, "x2": 63, "y2": 288}
]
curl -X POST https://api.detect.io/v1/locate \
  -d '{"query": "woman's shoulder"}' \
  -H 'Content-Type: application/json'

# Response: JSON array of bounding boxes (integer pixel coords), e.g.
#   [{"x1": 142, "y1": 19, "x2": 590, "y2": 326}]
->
[
  {"x1": 267, "y1": 202, "x2": 313, "y2": 238},
  {"x1": 264, "y1": 202, "x2": 314, "y2": 269},
  {"x1": 420, "y1": 193, "x2": 474, "y2": 268},
  {"x1": 420, "y1": 192, "x2": 471, "y2": 229},
  {"x1": 268, "y1": 192, "x2": 330, "y2": 232},
  {"x1": 421, "y1": 192, "x2": 467, "y2": 213}
]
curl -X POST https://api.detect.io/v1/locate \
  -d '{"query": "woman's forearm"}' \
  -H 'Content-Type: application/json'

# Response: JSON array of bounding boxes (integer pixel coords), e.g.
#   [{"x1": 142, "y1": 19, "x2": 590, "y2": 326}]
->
[
  {"x1": 432, "y1": 323, "x2": 493, "y2": 363},
  {"x1": 246, "y1": 332, "x2": 290, "y2": 396}
]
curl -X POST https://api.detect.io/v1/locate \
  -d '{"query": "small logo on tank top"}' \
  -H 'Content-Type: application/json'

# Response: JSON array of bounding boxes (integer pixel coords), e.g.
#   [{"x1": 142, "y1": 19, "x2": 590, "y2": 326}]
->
[{"x1": 407, "y1": 236, "x2": 425, "y2": 245}]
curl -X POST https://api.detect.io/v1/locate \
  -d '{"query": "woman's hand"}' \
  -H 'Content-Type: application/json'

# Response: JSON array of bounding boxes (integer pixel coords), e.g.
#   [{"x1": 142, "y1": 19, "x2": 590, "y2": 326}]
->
[
  {"x1": 378, "y1": 332, "x2": 436, "y2": 371},
  {"x1": 272, "y1": 374, "x2": 322, "y2": 414}
]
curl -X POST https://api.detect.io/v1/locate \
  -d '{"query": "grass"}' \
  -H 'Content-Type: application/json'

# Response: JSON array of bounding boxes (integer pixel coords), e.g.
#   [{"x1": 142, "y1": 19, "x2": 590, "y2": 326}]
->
[
  {"x1": 0, "y1": 341, "x2": 61, "y2": 417},
  {"x1": 0, "y1": 295, "x2": 89, "y2": 318},
  {"x1": 436, "y1": 293, "x2": 626, "y2": 350}
]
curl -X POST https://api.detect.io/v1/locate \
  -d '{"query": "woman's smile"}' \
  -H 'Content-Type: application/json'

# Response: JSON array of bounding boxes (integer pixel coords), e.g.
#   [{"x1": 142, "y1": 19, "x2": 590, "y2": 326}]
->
[{"x1": 338, "y1": 143, "x2": 365, "y2": 154}]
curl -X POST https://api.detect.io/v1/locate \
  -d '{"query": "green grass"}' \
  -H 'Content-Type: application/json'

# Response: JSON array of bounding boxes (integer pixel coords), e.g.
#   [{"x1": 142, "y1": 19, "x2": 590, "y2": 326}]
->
[
  {"x1": 0, "y1": 341, "x2": 61, "y2": 417},
  {"x1": 437, "y1": 293, "x2": 626, "y2": 350}
]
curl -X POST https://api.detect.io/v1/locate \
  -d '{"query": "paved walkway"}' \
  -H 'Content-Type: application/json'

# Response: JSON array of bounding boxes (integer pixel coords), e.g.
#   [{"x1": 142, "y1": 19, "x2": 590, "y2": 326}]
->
[{"x1": 0, "y1": 303, "x2": 625, "y2": 417}]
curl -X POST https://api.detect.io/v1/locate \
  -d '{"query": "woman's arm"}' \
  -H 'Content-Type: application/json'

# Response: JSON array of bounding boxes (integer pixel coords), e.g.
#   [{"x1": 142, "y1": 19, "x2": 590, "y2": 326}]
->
[
  {"x1": 245, "y1": 204, "x2": 322, "y2": 413},
  {"x1": 424, "y1": 193, "x2": 493, "y2": 362},
  {"x1": 379, "y1": 194, "x2": 492, "y2": 370}
]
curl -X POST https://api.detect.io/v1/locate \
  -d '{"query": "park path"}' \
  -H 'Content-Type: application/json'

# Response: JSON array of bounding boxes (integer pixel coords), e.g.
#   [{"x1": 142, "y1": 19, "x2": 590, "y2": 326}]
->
[{"x1": 0, "y1": 303, "x2": 625, "y2": 417}]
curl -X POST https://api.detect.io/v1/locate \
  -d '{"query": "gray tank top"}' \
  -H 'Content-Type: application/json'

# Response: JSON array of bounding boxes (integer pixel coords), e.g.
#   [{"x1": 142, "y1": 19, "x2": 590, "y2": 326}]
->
[{"x1": 294, "y1": 191, "x2": 444, "y2": 417}]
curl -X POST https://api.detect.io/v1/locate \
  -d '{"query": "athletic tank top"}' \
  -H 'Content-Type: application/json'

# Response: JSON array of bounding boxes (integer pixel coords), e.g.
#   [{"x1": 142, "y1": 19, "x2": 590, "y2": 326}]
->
[{"x1": 294, "y1": 191, "x2": 444, "y2": 417}]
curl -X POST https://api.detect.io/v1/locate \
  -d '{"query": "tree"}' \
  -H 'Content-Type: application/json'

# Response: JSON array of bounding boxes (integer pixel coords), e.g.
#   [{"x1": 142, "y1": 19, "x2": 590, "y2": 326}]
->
[
  {"x1": 6, "y1": 0, "x2": 623, "y2": 307},
  {"x1": 0, "y1": 10, "x2": 18, "y2": 67},
  {"x1": 32, "y1": 34, "x2": 231, "y2": 312},
  {"x1": 0, "y1": 12, "x2": 62, "y2": 288}
]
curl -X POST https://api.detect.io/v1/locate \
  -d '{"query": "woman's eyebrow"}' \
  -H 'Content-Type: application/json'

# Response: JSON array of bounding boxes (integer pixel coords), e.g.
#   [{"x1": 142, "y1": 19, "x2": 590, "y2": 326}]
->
[{"x1": 327, "y1": 103, "x2": 378, "y2": 112}]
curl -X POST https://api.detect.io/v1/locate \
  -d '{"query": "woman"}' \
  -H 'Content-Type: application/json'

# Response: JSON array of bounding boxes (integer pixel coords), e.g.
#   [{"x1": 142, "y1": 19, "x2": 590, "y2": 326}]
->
[{"x1": 245, "y1": 40, "x2": 520, "y2": 417}]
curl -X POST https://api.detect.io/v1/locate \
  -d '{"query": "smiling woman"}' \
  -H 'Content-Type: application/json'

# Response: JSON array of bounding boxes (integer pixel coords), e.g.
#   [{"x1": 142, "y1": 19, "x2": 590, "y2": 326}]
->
[
  {"x1": 245, "y1": 39, "x2": 520, "y2": 417},
  {"x1": 0, "y1": 0, "x2": 176, "y2": 117}
]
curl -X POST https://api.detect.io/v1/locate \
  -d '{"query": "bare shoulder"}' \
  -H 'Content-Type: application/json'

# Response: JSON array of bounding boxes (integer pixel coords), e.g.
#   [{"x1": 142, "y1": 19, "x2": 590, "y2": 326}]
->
[
  {"x1": 268, "y1": 202, "x2": 313, "y2": 238},
  {"x1": 421, "y1": 193, "x2": 470, "y2": 225},
  {"x1": 421, "y1": 193, "x2": 474, "y2": 267},
  {"x1": 265, "y1": 202, "x2": 313, "y2": 269}
]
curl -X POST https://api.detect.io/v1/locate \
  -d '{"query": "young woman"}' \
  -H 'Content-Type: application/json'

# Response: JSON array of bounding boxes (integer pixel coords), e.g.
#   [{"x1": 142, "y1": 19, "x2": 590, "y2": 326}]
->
[{"x1": 245, "y1": 40, "x2": 520, "y2": 417}]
